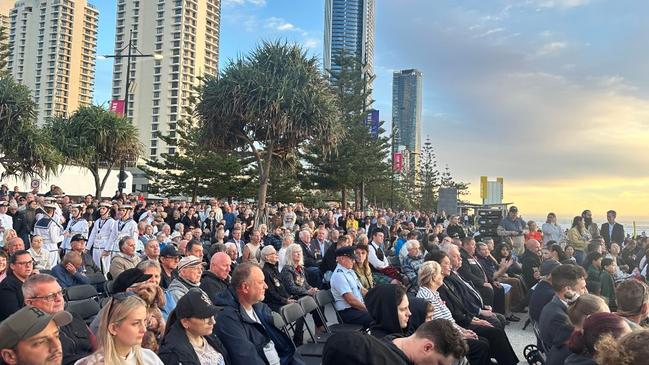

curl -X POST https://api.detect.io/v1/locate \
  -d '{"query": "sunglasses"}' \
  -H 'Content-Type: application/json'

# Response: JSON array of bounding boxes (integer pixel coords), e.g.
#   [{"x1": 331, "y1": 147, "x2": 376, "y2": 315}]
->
[{"x1": 106, "y1": 291, "x2": 137, "y2": 320}]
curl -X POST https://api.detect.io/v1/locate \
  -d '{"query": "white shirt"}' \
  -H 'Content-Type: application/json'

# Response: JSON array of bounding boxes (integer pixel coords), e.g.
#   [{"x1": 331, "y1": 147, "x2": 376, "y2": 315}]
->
[
  {"x1": 367, "y1": 241, "x2": 389, "y2": 270},
  {"x1": 243, "y1": 307, "x2": 280, "y2": 365},
  {"x1": 0, "y1": 214, "x2": 12, "y2": 247}
]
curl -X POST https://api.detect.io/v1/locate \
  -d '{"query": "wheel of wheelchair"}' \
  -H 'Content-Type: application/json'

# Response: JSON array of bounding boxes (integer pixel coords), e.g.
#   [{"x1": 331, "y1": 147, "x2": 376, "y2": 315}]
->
[{"x1": 523, "y1": 344, "x2": 545, "y2": 365}]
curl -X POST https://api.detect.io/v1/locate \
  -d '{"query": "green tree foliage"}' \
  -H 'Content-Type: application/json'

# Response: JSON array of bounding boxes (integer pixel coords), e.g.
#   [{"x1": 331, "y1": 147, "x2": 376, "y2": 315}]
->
[
  {"x1": 0, "y1": 76, "x2": 60, "y2": 178},
  {"x1": 140, "y1": 116, "x2": 252, "y2": 202},
  {"x1": 46, "y1": 105, "x2": 141, "y2": 198},
  {"x1": 440, "y1": 164, "x2": 470, "y2": 196},
  {"x1": 198, "y1": 41, "x2": 342, "y2": 220},
  {"x1": 304, "y1": 52, "x2": 390, "y2": 209},
  {"x1": 419, "y1": 138, "x2": 441, "y2": 210}
]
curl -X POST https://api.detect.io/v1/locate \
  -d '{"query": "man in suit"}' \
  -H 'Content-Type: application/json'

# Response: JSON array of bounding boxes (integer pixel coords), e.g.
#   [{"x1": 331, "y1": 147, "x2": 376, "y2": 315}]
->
[
  {"x1": 310, "y1": 227, "x2": 331, "y2": 265},
  {"x1": 298, "y1": 229, "x2": 322, "y2": 289},
  {"x1": 601, "y1": 210, "x2": 625, "y2": 247},
  {"x1": 367, "y1": 217, "x2": 389, "y2": 242},
  {"x1": 538, "y1": 264, "x2": 587, "y2": 365}
]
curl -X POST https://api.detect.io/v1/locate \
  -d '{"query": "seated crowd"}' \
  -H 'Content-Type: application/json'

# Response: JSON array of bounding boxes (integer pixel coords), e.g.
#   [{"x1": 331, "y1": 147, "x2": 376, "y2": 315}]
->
[{"x1": 0, "y1": 188, "x2": 648, "y2": 365}]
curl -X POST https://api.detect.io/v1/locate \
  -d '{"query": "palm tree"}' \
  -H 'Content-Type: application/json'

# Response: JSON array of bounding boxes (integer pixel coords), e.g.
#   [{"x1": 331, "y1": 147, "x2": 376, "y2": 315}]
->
[
  {"x1": 198, "y1": 41, "x2": 342, "y2": 222},
  {"x1": 46, "y1": 105, "x2": 141, "y2": 198}
]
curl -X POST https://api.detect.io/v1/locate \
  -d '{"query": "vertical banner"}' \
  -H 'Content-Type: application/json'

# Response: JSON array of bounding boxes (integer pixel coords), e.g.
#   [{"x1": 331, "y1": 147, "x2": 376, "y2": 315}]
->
[
  {"x1": 365, "y1": 109, "x2": 380, "y2": 139},
  {"x1": 109, "y1": 99, "x2": 125, "y2": 116},
  {"x1": 393, "y1": 152, "x2": 403, "y2": 173}
]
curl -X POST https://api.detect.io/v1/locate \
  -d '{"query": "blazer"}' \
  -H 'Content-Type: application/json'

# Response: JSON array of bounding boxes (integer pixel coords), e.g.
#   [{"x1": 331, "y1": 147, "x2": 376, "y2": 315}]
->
[
  {"x1": 600, "y1": 222, "x2": 624, "y2": 245},
  {"x1": 538, "y1": 296, "x2": 573, "y2": 365}
]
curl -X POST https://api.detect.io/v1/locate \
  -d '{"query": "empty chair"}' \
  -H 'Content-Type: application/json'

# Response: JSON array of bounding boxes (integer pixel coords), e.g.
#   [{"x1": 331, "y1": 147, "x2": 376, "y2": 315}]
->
[
  {"x1": 313, "y1": 290, "x2": 363, "y2": 333},
  {"x1": 65, "y1": 284, "x2": 99, "y2": 301},
  {"x1": 103, "y1": 280, "x2": 114, "y2": 295},
  {"x1": 298, "y1": 296, "x2": 331, "y2": 343},
  {"x1": 280, "y1": 303, "x2": 324, "y2": 358},
  {"x1": 66, "y1": 298, "x2": 100, "y2": 325}
]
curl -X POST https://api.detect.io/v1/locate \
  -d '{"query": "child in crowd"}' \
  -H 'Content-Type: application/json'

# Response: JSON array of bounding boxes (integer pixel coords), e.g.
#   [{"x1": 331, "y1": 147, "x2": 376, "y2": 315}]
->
[{"x1": 599, "y1": 258, "x2": 617, "y2": 311}]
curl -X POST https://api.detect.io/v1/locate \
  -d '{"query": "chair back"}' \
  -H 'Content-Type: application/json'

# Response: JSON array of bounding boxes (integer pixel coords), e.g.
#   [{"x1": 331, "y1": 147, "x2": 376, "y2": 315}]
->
[
  {"x1": 272, "y1": 311, "x2": 286, "y2": 329},
  {"x1": 65, "y1": 284, "x2": 99, "y2": 301},
  {"x1": 314, "y1": 289, "x2": 334, "y2": 307},
  {"x1": 298, "y1": 296, "x2": 318, "y2": 314},
  {"x1": 66, "y1": 299, "x2": 100, "y2": 324},
  {"x1": 280, "y1": 302, "x2": 305, "y2": 325}
]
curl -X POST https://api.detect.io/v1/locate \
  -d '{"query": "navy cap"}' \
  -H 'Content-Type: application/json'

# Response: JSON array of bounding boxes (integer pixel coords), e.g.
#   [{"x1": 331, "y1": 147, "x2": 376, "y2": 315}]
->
[
  {"x1": 175, "y1": 288, "x2": 219, "y2": 319},
  {"x1": 335, "y1": 245, "x2": 357, "y2": 259},
  {"x1": 160, "y1": 245, "x2": 181, "y2": 257},
  {"x1": 70, "y1": 234, "x2": 87, "y2": 242}
]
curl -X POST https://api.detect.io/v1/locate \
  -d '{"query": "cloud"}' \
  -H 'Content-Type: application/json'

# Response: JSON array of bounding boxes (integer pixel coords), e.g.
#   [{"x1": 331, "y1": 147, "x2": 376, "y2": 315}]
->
[
  {"x1": 265, "y1": 17, "x2": 304, "y2": 33},
  {"x1": 222, "y1": 0, "x2": 266, "y2": 7},
  {"x1": 304, "y1": 38, "x2": 320, "y2": 49},
  {"x1": 537, "y1": 41, "x2": 567, "y2": 55},
  {"x1": 474, "y1": 27, "x2": 505, "y2": 38},
  {"x1": 531, "y1": 0, "x2": 591, "y2": 9}
]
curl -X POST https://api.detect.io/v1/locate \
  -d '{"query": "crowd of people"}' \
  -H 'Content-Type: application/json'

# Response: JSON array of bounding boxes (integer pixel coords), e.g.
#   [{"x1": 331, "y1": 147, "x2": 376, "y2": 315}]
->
[{"x1": 0, "y1": 183, "x2": 647, "y2": 364}]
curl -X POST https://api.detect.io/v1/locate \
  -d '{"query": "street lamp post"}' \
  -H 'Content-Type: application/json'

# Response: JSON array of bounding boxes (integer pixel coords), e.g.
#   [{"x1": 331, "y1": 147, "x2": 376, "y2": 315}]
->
[{"x1": 101, "y1": 29, "x2": 162, "y2": 195}]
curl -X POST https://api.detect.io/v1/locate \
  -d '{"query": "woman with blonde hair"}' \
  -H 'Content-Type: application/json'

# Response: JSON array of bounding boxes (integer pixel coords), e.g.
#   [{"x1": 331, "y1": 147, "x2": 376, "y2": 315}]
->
[
  {"x1": 566, "y1": 293, "x2": 609, "y2": 330},
  {"x1": 75, "y1": 294, "x2": 163, "y2": 365}
]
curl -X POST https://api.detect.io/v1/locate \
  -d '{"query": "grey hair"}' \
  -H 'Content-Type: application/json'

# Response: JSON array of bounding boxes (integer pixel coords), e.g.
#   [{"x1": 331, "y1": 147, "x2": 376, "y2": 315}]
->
[
  {"x1": 283, "y1": 243, "x2": 304, "y2": 268},
  {"x1": 22, "y1": 274, "x2": 57, "y2": 299},
  {"x1": 259, "y1": 245, "x2": 277, "y2": 266},
  {"x1": 405, "y1": 240, "x2": 420, "y2": 250},
  {"x1": 136, "y1": 259, "x2": 161, "y2": 272}
]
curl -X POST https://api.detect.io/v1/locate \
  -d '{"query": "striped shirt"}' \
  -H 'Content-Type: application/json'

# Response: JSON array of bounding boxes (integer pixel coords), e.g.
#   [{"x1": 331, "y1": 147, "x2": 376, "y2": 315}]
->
[{"x1": 416, "y1": 286, "x2": 464, "y2": 332}]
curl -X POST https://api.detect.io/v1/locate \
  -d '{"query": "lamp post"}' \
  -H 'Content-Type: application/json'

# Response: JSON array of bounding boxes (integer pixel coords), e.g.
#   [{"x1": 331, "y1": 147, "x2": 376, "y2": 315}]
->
[{"x1": 100, "y1": 29, "x2": 162, "y2": 194}]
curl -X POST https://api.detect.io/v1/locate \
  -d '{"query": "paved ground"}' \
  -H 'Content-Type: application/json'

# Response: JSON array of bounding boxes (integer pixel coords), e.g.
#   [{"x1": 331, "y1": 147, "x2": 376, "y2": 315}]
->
[{"x1": 504, "y1": 312, "x2": 537, "y2": 362}]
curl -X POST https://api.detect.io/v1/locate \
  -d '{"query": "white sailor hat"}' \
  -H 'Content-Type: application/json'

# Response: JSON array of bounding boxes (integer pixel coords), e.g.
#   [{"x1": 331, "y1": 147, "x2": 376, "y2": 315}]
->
[
  {"x1": 98, "y1": 202, "x2": 112, "y2": 209},
  {"x1": 0, "y1": 201, "x2": 8, "y2": 207},
  {"x1": 119, "y1": 204, "x2": 134, "y2": 210},
  {"x1": 71, "y1": 203, "x2": 85, "y2": 209},
  {"x1": 44, "y1": 202, "x2": 58, "y2": 209}
]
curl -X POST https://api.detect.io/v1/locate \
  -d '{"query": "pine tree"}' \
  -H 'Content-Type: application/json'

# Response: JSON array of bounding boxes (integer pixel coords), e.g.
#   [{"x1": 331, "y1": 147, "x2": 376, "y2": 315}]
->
[
  {"x1": 440, "y1": 164, "x2": 470, "y2": 196},
  {"x1": 419, "y1": 138, "x2": 440, "y2": 210}
]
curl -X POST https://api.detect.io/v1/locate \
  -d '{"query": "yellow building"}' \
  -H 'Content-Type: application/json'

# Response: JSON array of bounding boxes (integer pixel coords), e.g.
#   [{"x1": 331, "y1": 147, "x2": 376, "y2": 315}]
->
[{"x1": 7, "y1": 0, "x2": 98, "y2": 125}]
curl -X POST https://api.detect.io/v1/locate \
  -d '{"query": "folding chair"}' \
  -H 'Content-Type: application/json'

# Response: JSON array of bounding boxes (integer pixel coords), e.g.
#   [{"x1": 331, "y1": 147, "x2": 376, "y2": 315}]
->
[
  {"x1": 65, "y1": 284, "x2": 99, "y2": 302},
  {"x1": 298, "y1": 296, "x2": 331, "y2": 343},
  {"x1": 66, "y1": 299, "x2": 100, "y2": 325},
  {"x1": 279, "y1": 303, "x2": 325, "y2": 358},
  {"x1": 313, "y1": 290, "x2": 363, "y2": 332}
]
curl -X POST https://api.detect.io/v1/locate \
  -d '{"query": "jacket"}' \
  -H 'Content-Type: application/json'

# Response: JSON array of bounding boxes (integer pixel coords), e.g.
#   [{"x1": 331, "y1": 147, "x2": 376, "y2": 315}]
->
[
  {"x1": 322, "y1": 331, "x2": 411, "y2": 365},
  {"x1": 262, "y1": 262, "x2": 292, "y2": 312},
  {"x1": 539, "y1": 295, "x2": 573, "y2": 365},
  {"x1": 365, "y1": 284, "x2": 406, "y2": 339},
  {"x1": 158, "y1": 321, "x2": 230, "y2": 365},
  {"x1": 61, "y1": 313, "x2": 94, "y2": 365},
  {"x1": 297, "y1": 241, "x2": 318, "y2": 268},
  {"x1": 567, "y1": 228, "x2": 588, "y2": 251},
  {"x1": 529, "y1": 280, "x2": 555, "y2": 323},
  {"x1": 280, "y1": 265, "x2": 311, "y2": 297},
  {"x1": 200, "y1": 270, "x2": 230, "y2": 304},
  {"x1": 108, "y1": 253, "x2": 140, "y2": 280},
  {"x1": 600, "y1": 222, "x2": 624, "y2": 246},
  {"x1": 520, "y1": 249, "x2": 542, "y2": 289},
  {"x1": 0, "y1": 272, "x2": 25, "y2": 321},
  {"x1": 168, "y1": 277, "x2": 206, "y2": 303},
  {"x1": 564, "y1": 353, "x2": 597, "y2": 365},
  {"x1": 213, "y1": 288, "x2": 302, "y2": 365},
  {"x1": 51, "y1": 264, "x2": 90, "y2": 288}
]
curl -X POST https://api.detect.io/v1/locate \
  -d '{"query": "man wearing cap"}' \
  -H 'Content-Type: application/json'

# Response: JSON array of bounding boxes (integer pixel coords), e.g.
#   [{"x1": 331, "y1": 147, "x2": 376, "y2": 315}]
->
[
  {"x1": 61, "y1": 204, "x2": 88, "y2": 255},
  {"x1": 497, "y1": 206, "x2": 528, "y2": 256},
  {"x1": 33, "y1": 203, "x2": 64, "y2": 267},
  {"x1": 159, "y1": 245, "x2": 180, "y2": 289},
  {"x1": 87, "y1": 202, "x2": 117, "y2": 274},
  {"x1": 108, "y1": 237, "x2": 141, "y2": 280},
  {"x1": 168, "y1": 255, "x2": 208, "y2": 302},
  {"x1": 22, "y1": 274, "x2": 96, "y2": 365},
  {"x1": 0, "y1": 305, "x2": 72, "y2": 365},
  {"x1": 529, "y1": 259, "x2": 561, "y2": 323},
  {"x1": 329, "y1": 245, "x2": 373, "y2": 328},
  {"x1": 158, "y1": 288, "x2": 230, "y2": 364},
  {"x1": 0, "y1": 201, "x2": 13, "y2": 249},
  {"x1": 0, "y1": 250, "x2": 34, "y2": 321}
]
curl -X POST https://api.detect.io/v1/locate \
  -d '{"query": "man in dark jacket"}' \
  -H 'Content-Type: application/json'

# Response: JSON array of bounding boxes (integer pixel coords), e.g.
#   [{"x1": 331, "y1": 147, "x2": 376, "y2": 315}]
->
[
  {"x1": 200, "y1": 252, "x2": 231, "y2": 304},
  {"x1": 458, "y1": 237, "x2": 495, "y2": 306},
  {"x1": 529, "y1": 260, "x2": 561, "y2": 323},
  {"x1": 600, "y1": 210, "x2": 625, "y2": 247},
  {"x1": 158, "y1": 288, "x2": 230, "y2": 365},
  {"x1": 22, "y1": 273, "x2": 96, "y2": 365},
  {"x1": 520, "y1": 239, "x2": 542, "y2": 289},
  {"x1": 213, "y1": 262, "x2": 303, "y2": 365},
  {"x1": 297, "y1": 230, "x2": 322, "y2": 289},
  {"x1": 0, "y1": 250, "x2": 33, "y2": 321}
]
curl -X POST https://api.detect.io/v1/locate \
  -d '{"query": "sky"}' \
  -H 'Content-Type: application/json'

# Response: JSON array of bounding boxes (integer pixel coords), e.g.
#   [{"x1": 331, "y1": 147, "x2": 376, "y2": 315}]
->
[{"x1": 92, "y1": 0, "x2": 649, "y2": 222}]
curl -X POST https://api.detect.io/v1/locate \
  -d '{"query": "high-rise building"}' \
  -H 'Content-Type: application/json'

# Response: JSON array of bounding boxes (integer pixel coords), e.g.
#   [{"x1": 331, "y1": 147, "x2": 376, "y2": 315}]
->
[
  {"x1": 0, "y1": 2, "x2": 12, "y2": 75},
  {"x1": 110, "y1": 0, "x2": 221, "y2": 192},
  {"x1": 392, "y1": 69, "x2": 422, "y2": 171},
  {"x1": 324, "y1": 0, "x2": 375, "y2": 77},
  {"x1": 7, "y1": 0, "x2": 98, "y2": 125}
]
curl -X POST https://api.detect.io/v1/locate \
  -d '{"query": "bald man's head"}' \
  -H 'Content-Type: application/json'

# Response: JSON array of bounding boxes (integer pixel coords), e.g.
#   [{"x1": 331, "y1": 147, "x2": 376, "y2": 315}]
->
[{"x1": 210, "y1": 252, "x2": 232, "y2": 280}]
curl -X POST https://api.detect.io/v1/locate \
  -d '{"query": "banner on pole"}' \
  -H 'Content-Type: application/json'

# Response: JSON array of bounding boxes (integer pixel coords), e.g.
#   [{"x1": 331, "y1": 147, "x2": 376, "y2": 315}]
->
[
  {"x1": 109, "y1": 99, "x2": 125, "y2": 116},
  {"x1": 393, "y1": 152, "x2": 403, "y2": 173}
]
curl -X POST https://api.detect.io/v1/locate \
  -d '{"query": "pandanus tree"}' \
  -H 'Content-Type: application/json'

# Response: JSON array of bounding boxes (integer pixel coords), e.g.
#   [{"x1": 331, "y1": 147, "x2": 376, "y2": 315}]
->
[
  {"x1": 197, "y1": 41, "x2": 342, "y2": 223},
  {"x1": 46, "y1": 105, "x2": 141, "y2": 198}
]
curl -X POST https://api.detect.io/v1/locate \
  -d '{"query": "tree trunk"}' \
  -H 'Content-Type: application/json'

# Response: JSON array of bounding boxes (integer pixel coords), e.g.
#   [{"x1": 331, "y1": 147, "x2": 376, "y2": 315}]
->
[
  {"x1": 91, "y1": 169, "x2": 101, "y2": 199},
  {"x1": 354, "y1": 187, "x2": 360, "y2": 210},
  {"x1": 341, "y1": 188, "x2": 347, "y2": 209},
  {"x1": 191, "y1": 177, "x2": 198, "y2": 203},
  {"x1": 255, "y1": 146, "x2": 274, "y2": 228},
  {"x1": 98, "y1": 163, "x2": 115, "y2": 199}
]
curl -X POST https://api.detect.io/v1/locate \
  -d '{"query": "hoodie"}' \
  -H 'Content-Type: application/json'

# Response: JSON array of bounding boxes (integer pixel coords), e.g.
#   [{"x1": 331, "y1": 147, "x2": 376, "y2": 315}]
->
[
  {"x1": 365, "y1": 284, "x2": 406, "y2": 339},
  {"x1": 406, "y1": 296, "x2": 429, "y2": 335}
]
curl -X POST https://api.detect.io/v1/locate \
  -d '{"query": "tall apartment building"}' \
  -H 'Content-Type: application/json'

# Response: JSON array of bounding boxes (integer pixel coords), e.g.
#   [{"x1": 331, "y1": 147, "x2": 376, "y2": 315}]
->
[
  {"x1": 0, "y1": 3, "x2": 11, "y2": 75},
  {"x1": 324, "y1": 0, "x2": 375, "y2": 77},
  {"x1": 111, "y1": 0, "x2": 221, "y2": 192},
  {"x1": 7, "y1": 0, "x2": 98, "y2": 125},
  {"x1": 392, "y1": 69, "x2": 422, "y2": 172}
]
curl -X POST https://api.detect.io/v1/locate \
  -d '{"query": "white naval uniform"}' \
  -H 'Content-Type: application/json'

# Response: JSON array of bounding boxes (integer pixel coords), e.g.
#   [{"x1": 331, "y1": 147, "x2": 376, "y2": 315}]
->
[
  {"x1": 33, "y1": 216, "x2": 64, "y2": 266},
  {"x1": 105, "y1": 218, "x2": 138, "y2": 273},
  {"x1": 61, "y1": 217, "x2": 89, "y2": 253},
  {"x1": 0, "y1": 213, "x2": 13, "y2": 248},
  {"x1": 87, "y1": 217, "x2": 117, "y2": 274}
]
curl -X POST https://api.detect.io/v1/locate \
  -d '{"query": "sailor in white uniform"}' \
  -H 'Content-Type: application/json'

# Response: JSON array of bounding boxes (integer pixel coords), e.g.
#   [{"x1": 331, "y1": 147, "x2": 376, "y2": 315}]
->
[
  {"x1": 61, "y1": 203, "x2": 89, "y2": 254},
  {"x1": 87, "y1": 202, "x2": 116, "y2": 274},
  {"x1": 0, "y1": 201, "x2": 13, "y2": 249},
  {"x1": 107, "y1": 204, "x2": 138, "y2": 266},
  {"x1": 33, "y1": 202, "x2": 64, "y2": 266}
]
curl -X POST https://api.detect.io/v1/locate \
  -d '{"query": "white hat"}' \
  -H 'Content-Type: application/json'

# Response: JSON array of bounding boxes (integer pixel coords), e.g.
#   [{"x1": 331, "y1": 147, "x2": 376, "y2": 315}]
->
[{"x1": 177, "y1": 255, "x2": 204, "y2": 271}]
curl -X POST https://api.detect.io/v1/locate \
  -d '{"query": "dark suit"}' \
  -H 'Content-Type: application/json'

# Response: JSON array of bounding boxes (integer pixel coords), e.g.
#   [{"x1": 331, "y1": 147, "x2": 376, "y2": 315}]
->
[
  {"x1": 310, "y1": 238, "x2": 331, "y2": 264},
  {"x1": 529, "y1": 280, "x2": 555, "y2": 323},
  {"x1": 538, "y1": 295, "x2": 573, "y2": 365},
  {"x1": 520, "y1": 249, "x2": 542, "y2": 289},
  {"x1": 459, "y1": 248, "x2": 495, "y2": 306},
  {"x1": 298, "y1": 240, "x2": 322, "y2": 289},
  {"x1": 600, "y1": 222, "x2": 624, "y2": 246}
]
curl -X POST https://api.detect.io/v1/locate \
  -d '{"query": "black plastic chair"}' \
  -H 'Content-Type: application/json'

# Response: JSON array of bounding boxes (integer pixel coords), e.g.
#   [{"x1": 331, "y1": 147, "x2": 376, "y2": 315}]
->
[
  {"x1": 65, "y1": 284, "x2": 99, "y2": 301},
  {"x1": 313, "y1": 289, "x2": 363, "y2": 333},
  {"x1": 66, "y1": 299, "x2": 100, "y2": 325},
  {"x1": 279, "y1": 303, "x2": 325, "y2": 358}
]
